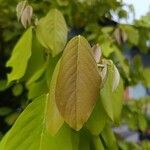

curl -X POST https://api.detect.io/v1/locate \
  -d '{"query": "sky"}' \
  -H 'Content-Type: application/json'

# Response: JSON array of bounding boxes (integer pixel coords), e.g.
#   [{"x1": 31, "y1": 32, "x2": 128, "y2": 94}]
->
[{"x1": 124, "y1": 0, "x2": 150, "y2": 19}]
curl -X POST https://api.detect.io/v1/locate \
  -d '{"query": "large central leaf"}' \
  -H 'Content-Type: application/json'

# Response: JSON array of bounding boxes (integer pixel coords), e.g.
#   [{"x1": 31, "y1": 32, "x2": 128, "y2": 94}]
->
[{"x1": 55, "y1": 36, "x2": 101, "y2": 130}]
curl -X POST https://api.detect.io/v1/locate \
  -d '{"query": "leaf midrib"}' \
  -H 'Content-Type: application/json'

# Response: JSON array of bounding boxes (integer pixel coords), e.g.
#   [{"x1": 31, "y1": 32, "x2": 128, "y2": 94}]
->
[{"x1": 39, "y1": 94, "x2": 48, "y2": 150}]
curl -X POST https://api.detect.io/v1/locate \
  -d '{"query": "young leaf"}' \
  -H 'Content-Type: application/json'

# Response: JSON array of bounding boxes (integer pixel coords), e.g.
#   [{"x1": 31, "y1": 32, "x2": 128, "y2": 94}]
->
[
  {"x1": 86, "y1": 97, "x2": 106, "y2": 135},
  {"x1": 36, "y1": 9, "x2": 68, "y2": 57},
  {"x1": 55, "y1": 35, "x2": 101, "y2": 131},
  {"x1": 0, "y1": 94, "x2": 76, "y2": 150},
  {"x1": 113, "y1": 28, "x2": 127, "y2": 45},
  {"x1": 16, "y1": 1, "x2": 27, "y2": 21},
  {"x1": 21, "y1": 5, "x2": 33, "y2": 28},
  {"x1": 100, "y1": 61, "x2": 124, "y2": 123},
  {"x1": 99, "y1": 59, "x2": 108, "y2": 87},
  {"x1": 91, "y1": 44, "x2": 101, "y2": 63},
  {"x1": 6, "y1": 27, "x2": 32, "y2": 83},
  {"x1": 46, "y1": 60, "x2": 64, "y2": 136},
  {"x1": 112, "y1": 64, "x2": 120, "y2": 92}
]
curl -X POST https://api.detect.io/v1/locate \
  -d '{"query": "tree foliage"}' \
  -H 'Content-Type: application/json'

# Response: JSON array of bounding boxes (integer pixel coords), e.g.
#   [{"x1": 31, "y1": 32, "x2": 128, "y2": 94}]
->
[{"x1": 0, "y1": 0, "x2": 150, "y2": 149}]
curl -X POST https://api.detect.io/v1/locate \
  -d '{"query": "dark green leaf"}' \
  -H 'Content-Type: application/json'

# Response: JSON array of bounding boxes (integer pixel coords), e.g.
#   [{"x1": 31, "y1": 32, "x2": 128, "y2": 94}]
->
[{"x1": 86, "y1": 98, "x2": 106, "y2": 135}]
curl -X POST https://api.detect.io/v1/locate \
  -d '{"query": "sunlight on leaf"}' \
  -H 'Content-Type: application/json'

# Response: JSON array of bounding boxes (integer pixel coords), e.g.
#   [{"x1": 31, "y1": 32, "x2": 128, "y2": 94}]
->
[
  {"x1": 36, "y1": 9, "x2": 68, "y2": 57},
  {"x1": 6, "y1": 27, "x2": 32, "y2": 83},
  {"x1": 0, "y1": 94, "x2": 76, "y2": 150},
  {"x1": 46, "y1": 60, "x2": 64, "y2": 136}
]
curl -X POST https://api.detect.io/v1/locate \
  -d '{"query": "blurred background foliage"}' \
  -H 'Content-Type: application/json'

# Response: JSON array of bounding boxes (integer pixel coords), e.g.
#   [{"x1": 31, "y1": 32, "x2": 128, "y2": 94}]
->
[{"x1": 0, "y1": 0, "x2": 150, "y2": 148}]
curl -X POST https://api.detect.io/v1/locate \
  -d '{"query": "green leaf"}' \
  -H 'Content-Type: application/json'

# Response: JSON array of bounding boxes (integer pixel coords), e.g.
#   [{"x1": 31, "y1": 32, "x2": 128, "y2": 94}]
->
[
  {"x1": 0, "y1": 107, "x2": 12, "y2": 116},
  {"x1": 101, "y1": 27, "x2": 114, "y2": 34},
  {"x1": 100, "y1": 42, "x2": 114, "y2": 57},
  {"x1": 120, "y1": 25, "x2": 139, "y2": 45},
  {"x1": 141, "y1": 141, "x2": 150, "y2": 150},
  {"x1": 92, "y1": 136, "x2": 104, "y2": 150},
  {"x1": 46, "y1": 60, "x2": 64, "y2": 136},
  {"x1": 143, "y1": 68, "x2": 150, "y2": 87},
  {"x1": 57, "y1": 0, "x2": 69, "y2": 6},
  {"x1": 86, "y1": 97, "x2": 106, "y2": 135},
  {"x1": 5, "y1": 112, "x2": 20, "y2": 126},
  {"x1": 100, "y1": 61, "x2": 124, "y2": 123},
  {"x1": 0, "y1": 132, "x2": 10, "y2": 149},
  {"x1": 0, "y1": 94, "x2": 77, "y2": 150},
  {"x1": 12, "y1": 83, "x2": 23, "y2": 96},
  {"x1": 138, "y1": 114, "x2": 147, "y2": 131},
  {"x1": 78, "y1": 130, "x2": 91, "y2": 150},
  {"x1": 113, "y1": 46, "x2": 130, "y2": 79},
  {"x1": 45, "y1": 54, "x2": 61, "y2": 87},
  {"x1": 101, "y1": 124, "x2": 118, "y2": 150},
  {"x1": 36, "y1": 9, "x2": 68, "y2": 57},
  {"x1": 26, "y1": 64, "x2": 46, "y2": 86},
  {"x1": 0, "y1": 80, "x2": 7, "y2": 91},
  {"x1": 55, "y1": 35, "x2": 101, "y2": 130},
  {"x1": 27, "y1": 78, "x2": 48, "y2": 100},
  {"x1": 98, "y1": 35, "x2": 114, "y2": 57},
  {"x1": 23, "y1": 34, "x2": 45, "y2": 84},
  {"x1": 6, "y1": 27, "x2": 32, "y2": 83}
]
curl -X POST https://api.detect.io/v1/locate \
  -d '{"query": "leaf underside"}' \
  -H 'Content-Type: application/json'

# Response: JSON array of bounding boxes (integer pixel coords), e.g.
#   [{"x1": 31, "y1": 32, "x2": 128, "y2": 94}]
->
[{"x1": 55, "y1": 35, "x2": 101, "y2": 130}]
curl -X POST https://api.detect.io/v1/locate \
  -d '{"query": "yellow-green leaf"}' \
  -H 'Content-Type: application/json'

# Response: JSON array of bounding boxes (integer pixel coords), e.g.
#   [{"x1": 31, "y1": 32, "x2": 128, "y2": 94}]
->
[
  {"x1": 92, "y1": 136, "x2": 105, "y2": 150},
  {"x1": 100, "y1": 61, "x2": 124, "y2": 123},
  {"x1": 36, "y1": 9, "x2": 68, "y2": 57},
  {"x1": 0, "y1": 94, "x2": 76, "y2": 150},
  {"x1": 6, "y1": 27, "x2": 32, "y2": 83},
  {"x1": 46, "y1": 60, "x2": 64, "y2": 136},
  {"x1": 55, "y1": 35, "x2": 101, "y2": 130},
  {"x1": 101, "y1": 124, "x2": 118, "y2": 150}
]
